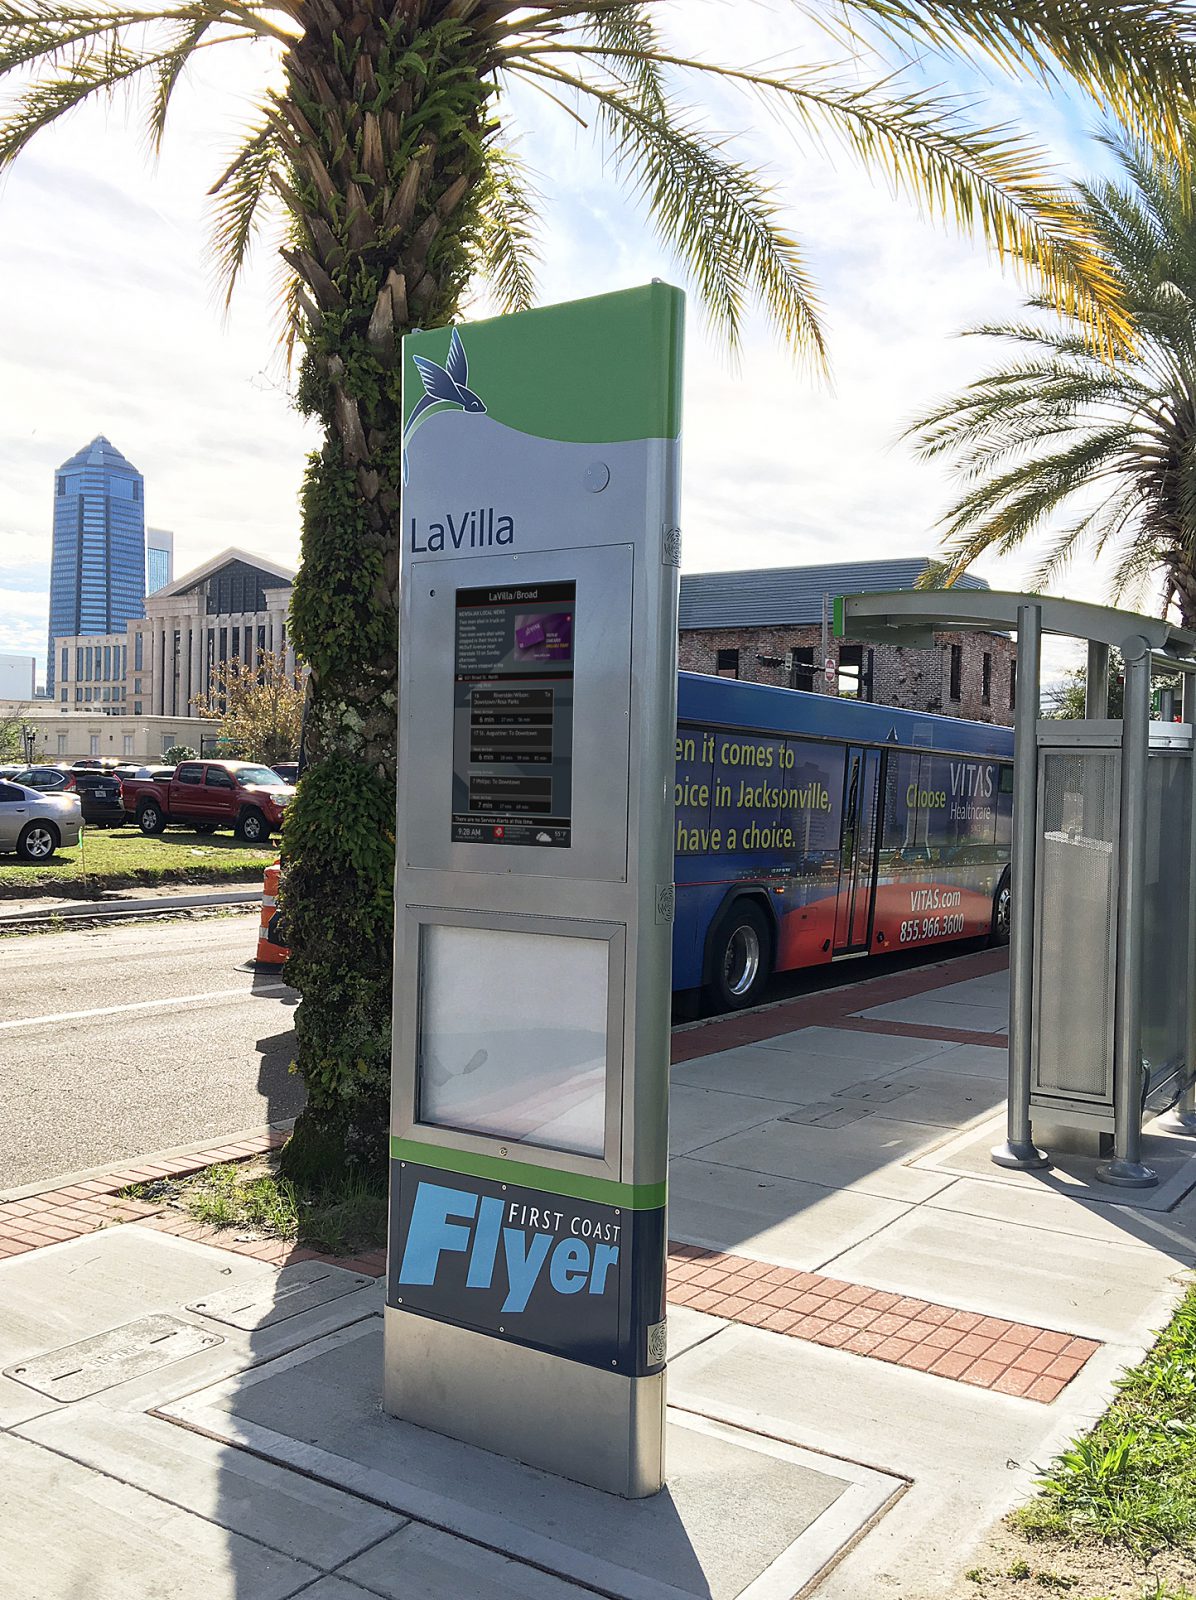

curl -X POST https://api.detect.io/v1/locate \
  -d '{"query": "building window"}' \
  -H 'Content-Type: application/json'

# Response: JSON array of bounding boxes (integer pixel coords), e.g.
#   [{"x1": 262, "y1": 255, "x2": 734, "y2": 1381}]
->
[
  {"x1": 982, "y1": 652, "x2": 992, "y2": 706},
  {"x1": 60, "y1": 647, "x2": 68, "y2": 682},
  {"x1": 836, "y1": 644, "x2": 873, "y2": 701},
  {"x1": 789, "y1": 647, "x2": 816, "y2": 690},
  {"x1": 162, "y1": 734, "x2": 176, "y2": 755},
  {"x1": 949, "y1": 644, "x2": 963, "y2": 701},
  {"x1": 1010, "y1": 659, "x2": 1017, "y2": 711},
  {"x1": 123, "y1": 735, "x2": 134, "y2": 756},
  {"x1": 134, "y1": 701, "x2": 143, "y2": 716},
  {"x1": 76, "y1": 647, "x2": 83, "y2": 678},
  {"x1": 134, "y1": 631, "x2": 143, "y2": 670},
  {"x1": 57, "y1": 734, "x2": 67, "y2": 756},
  {"x1": 56, "y1": 477, "x2": 65, "y2": 497},
  {"x1": 89, "y1": 735, "x2": 100, "y2": 756},
  {"x1": 75, "y1": 688, "x2": 82, "y2": 703},
  {"x1": 716, "y1": 648, "x2": 739, "y2": 679}
]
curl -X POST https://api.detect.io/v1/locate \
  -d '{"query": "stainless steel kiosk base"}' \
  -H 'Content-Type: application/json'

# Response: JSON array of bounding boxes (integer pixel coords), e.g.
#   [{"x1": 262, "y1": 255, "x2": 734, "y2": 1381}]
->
[{"x1": 384, "y1": 1306, "x2": 666, "y2": 1498}]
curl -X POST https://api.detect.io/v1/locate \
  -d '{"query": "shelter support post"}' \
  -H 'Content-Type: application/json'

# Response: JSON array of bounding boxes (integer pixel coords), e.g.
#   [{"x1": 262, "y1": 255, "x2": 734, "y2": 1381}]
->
[
  {"x1": 1085, "y1": 641, "x2": 1110, "y2": 717},
  {"x1": 993, "y1": 603, "x2": 1049, "y2": 1170},
  {"x1": 1162, "y1": 669, "x2": 1196, "y2": 1134},
  {"x1": 1098, "y1": 638, "x2": 1158, "y2": 1187}
]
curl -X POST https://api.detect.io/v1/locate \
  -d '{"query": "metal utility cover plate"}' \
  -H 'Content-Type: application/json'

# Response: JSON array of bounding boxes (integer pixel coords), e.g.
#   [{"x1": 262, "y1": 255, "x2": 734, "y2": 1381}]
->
[
  {"x1": 781, "y1": 1101, "x2": 874, "y2": 1128},
  {"x1": 186, "y1": 1262, "x2": 373, "y2": 1331},
  {"x1": 4, "y1": 1314, "x2": 222, "y2": 1401}
]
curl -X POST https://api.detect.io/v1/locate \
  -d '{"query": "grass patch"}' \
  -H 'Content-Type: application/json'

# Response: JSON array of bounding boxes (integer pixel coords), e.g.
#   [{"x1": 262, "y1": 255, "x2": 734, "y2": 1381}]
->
[
  {"x1": 126, "y1": 1158, "x2": 387, "y2": 1258},
  {"x1": 0, "y1": 824, "x2": 275, "y2": 898},
  {"x1": 1012, "y1": 1284, "x2": 1196, "y2": 1559}
]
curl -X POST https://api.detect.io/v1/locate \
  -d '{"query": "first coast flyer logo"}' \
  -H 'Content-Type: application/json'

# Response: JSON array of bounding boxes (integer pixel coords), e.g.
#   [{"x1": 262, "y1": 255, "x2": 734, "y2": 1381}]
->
[{"x1": 402, "y1": 327, "x2": 487, "y2": 483}]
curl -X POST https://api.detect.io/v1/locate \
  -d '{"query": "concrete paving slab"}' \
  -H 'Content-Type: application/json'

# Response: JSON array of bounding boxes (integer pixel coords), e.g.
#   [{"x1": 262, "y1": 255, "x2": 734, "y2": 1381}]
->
[
  {"x1": 338, "y1": 1522, "x2": 608, "y2": 1599},
  {"x1": 0, "y1": 1227, "x2": 383, "y2": 1418},
  {"x1": 909, "y1": 1041, "x2": 1009, "y2": 1081},
  {"x1": 926, "y1": 1175, "x2": 1196, "y2": 1261},
  {"x1": 161, "y1": 1320, "x2": 903, "y2": 1600},
  {"x1": 666, "y1": 1318, "x2": 1086, "y2": 1600},
  {"x1": 16, "y1": 1403, "x2": 404, "y2": 1569},
  {"x1": 669, "y1": 1155, "x2": 912, "y2": 1268},
  {"x1": 0, "y1": 1430, "x2": 319, "y2": 1600},
  {"x1": 745, "y1": 1025, "x2": 956, "y2": 1065},
  {"x1": 687, "y1": 1114, "x2": 956, "y2": 1203},
  {"x1": 666, "y1": 1305, "x2": 729, "y2": 1359},
  {"x1": 0, "y1": 1226, "x2": 278, "y2": 1356},
  {"x1": 667, "y1": 1085, "x2": 792, "y2": 1156},
  {"x1": 912, "y1": 972, "x2": 1009, "y2": 1004},
  {"x1": 835, "y1": 1064, "x2": 1003, "y2": 1129},
  {"x1": 185, "y1": 1260, "x2": 375, "y2": 1330},
  {"x1": 672, "y1": 1043, "x2": 917, "y2": 1103},
  {"x1": 290, "y1": 1583, "x2": 378, "y2": 1600},
  {"x1": 915, "y1": 1113, "x2": 1196, "y2": 1211},
  {"x1": 855, "y1": 995, "x2": 1009, "y2": 1032},
  {"x1": 822, "y1": 1206, "x2": 1190, "y2": 1341}
]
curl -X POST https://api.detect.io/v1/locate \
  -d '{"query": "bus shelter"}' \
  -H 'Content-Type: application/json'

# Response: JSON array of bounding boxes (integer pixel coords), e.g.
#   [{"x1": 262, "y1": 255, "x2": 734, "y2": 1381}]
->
[{"x1": 834, "y1": 590, "x2": 1196, "y2": 1188}]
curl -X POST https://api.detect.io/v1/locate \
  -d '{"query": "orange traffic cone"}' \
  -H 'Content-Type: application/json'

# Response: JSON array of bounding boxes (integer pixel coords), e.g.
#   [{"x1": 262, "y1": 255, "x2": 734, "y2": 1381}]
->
[{"x1": 255, "y1": 860, "x2": 290, "y2": 968}]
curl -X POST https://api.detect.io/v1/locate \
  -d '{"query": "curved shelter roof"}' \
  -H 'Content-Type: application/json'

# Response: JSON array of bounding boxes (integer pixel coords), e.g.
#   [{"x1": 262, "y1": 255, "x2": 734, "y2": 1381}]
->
[{"x1": 834, "y1": 588, "x2": 1196, "y2": 661}]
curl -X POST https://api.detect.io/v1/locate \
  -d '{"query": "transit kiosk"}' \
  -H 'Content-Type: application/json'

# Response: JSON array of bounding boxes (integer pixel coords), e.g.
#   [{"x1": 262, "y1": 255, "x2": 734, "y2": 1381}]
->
[{"x1": 385, "y1": 285, "x2": 684, "y2": 1497}]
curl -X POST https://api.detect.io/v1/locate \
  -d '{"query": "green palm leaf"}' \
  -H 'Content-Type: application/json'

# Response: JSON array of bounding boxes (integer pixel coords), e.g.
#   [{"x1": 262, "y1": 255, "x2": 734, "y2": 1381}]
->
[{"x1": 911, "y1": 136, "x2": 1196, "y2": 619}]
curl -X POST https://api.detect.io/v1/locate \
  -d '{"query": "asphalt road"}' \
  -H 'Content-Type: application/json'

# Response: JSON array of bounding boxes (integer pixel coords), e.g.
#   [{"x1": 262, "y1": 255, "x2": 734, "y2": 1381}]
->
[{"x1": 0, "y1": 914, "x2": 304, "y2": 1192}]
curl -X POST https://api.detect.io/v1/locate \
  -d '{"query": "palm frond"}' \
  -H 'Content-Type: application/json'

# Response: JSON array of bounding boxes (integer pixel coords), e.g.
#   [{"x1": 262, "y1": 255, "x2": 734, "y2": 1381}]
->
[
  {"x1": 207, "y1": 111, "x2": 285, "y2": 312},
  {"x1": 507, "y1": 43, "x2": 1131, "y2": 350},
  {"x1": 474, "y1": 142, "x2": 540, "y2": 315},
  {"x1": 148, "y1": 13, "x2": 213, "y2": 153},
  {"x1": 818, "y1": 0, "x2": 1196, "y2": 158},
  {"x1": 510, "y1": 58, "x2": 826, "y2": 364}
]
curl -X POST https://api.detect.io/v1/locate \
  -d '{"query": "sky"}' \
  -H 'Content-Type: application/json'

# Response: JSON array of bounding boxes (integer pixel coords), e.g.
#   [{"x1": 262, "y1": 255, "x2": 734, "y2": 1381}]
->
[{"x1": 0, "y1": 1, "x2": 1127, "y2": 680}]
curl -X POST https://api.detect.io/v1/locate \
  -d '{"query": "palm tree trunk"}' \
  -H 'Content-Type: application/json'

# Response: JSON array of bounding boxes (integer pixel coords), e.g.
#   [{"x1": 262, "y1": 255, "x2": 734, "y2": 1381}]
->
[{"x1": 277, "y1": 1, "x2": 494, "y2": 1181}]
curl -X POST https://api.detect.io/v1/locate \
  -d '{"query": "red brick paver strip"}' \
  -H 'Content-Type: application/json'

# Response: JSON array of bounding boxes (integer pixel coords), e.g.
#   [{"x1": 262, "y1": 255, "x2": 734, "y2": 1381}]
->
[
  {"x1": 0, "y1": 1126, "x2": 290, "y2": 1262},
  {"x1": 662, "y1": 1241, "x2": 1096, "y2": 1404},
  {"x1": 0, "y1": 1138, "x2": 1094, "y2": 1404}
]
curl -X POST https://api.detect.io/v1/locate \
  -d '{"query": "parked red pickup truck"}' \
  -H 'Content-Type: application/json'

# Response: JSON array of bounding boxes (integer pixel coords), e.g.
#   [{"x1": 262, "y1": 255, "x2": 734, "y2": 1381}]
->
[{"x1": 120, "y1": 760, "x2": 295, "y2": 844}]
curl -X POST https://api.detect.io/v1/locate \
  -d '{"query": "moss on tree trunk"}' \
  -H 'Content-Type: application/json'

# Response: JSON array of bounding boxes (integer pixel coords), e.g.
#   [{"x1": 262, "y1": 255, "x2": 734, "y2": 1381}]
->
[{"x1": 278, "y1": 3, "x2": 495, "y2": 1181}]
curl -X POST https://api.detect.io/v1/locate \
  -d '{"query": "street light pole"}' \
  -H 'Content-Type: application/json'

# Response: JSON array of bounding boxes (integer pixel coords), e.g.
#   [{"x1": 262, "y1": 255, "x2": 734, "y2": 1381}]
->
[{"x1": 21, "y1": 724, "x2": 35, "y2": 765}]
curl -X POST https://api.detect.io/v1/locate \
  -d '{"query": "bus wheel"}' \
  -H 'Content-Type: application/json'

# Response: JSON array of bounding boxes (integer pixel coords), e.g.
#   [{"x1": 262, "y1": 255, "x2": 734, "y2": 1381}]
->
[
  {"x1": 707, "y1": 901, "x2": 772, "y2": 1013},
  {"x1": 990, "y1": 872, "x2": 1011, "y2": 947}
]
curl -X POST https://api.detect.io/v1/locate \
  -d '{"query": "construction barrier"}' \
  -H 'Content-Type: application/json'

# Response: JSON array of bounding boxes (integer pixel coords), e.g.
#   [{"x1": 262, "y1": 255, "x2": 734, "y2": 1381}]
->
[{"x1": 255, "y1": 860, "x2": 291, "y2": 969}]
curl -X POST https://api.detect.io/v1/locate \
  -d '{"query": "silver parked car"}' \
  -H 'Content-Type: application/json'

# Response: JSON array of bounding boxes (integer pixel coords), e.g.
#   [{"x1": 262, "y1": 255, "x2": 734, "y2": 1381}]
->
[{"x1": 0, "y1": 780, "x2": 81, "y2": 861}]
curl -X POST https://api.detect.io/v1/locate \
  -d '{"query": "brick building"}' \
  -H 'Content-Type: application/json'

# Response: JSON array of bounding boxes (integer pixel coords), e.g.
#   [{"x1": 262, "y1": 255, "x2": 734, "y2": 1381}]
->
[{"x1": 678, "y1": 558, "x2": 1016, "y2": 726}]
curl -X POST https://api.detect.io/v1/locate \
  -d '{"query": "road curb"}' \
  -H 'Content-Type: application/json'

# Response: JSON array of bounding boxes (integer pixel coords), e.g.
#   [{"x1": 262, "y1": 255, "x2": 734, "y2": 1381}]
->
[
  {"x1": 0, "y1": 887, "x2": 261, "y2": 930},
  {"x1": 0, "y1": 1117, "x2": 297, "y2": 1206}
]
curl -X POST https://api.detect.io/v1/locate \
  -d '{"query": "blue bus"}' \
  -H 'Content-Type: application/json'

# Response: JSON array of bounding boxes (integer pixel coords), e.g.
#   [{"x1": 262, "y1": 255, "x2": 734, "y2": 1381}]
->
[{"x1": 672, "y1": 672, "x2": 1014, "y2": 1010}]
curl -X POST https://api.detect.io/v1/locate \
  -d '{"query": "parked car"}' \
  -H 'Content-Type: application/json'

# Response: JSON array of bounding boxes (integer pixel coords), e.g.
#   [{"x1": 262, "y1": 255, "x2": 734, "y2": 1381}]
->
[
  {"x1": 0, "y1": 764, "x2": 22, "y2": 780},
  {"x1": 0, "y1": 780, "x2": 81, "y2": 861},
  {"x1": 11, "y1": 765, "x2": 125, "y2": 827},
  {"x1": 71, "y1": 757, "x2": 124, "y2": 771},
  {"x1": 119, "y1": 760, "x2": 295, "y2": 843},
  {"x1": 270, "y1": 762, "x2": 299, "y2": 784}
]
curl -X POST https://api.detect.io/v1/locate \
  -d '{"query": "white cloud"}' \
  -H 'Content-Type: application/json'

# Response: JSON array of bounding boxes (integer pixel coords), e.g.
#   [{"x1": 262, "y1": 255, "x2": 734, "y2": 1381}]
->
[{"x1": 0, "y1": 4, "x2": 1140, "y2": 681}]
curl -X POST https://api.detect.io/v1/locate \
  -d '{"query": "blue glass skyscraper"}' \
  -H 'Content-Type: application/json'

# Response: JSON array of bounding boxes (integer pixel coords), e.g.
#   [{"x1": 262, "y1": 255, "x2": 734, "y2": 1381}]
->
[{"x1": 47, "y1": 436, "x2": 146, "y2": 695}]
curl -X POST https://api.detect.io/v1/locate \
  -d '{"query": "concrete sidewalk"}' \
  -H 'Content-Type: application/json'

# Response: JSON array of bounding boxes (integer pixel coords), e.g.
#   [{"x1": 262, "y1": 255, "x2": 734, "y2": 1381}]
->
[{"x1": 1, "y1": 947, "x2": 1193, "y2": 1600}]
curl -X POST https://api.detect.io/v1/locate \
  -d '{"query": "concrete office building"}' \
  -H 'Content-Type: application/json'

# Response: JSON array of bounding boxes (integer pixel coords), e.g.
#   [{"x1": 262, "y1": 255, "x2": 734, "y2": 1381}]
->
[
  {"x1": 46, "y1": 436, "x2": 146, "y2": 697},
  {"x1": 130, "y1": 549, "x2": 296, "y2": 718},
  {"x1": 0, "y1": 654, "x2": 36, "y2": 700},
  {"x1": 47, "y1": 548, "x2": 296, "y2": 723},
  {"x1": 147, "y1": 528, "x2": 175, "y2": 593},
  {"x1": 52, "y1": 634, "x2": 128, "y2": 712},
  {"x1": 678, "y1": 558, "x2": 1016, "y2": 726}
]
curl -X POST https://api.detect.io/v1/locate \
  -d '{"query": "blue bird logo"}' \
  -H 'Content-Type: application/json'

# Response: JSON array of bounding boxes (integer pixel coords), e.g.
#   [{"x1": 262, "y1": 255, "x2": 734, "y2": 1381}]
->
[{"x1": 402, "y1": 327, "x2": 486, "y2": 482}]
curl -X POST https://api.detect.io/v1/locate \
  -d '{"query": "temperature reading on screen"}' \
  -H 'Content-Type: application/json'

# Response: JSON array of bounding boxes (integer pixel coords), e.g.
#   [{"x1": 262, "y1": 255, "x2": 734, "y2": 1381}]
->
[{"x1": 452, "y1": 582, "x2": 575, "y2": 848}]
